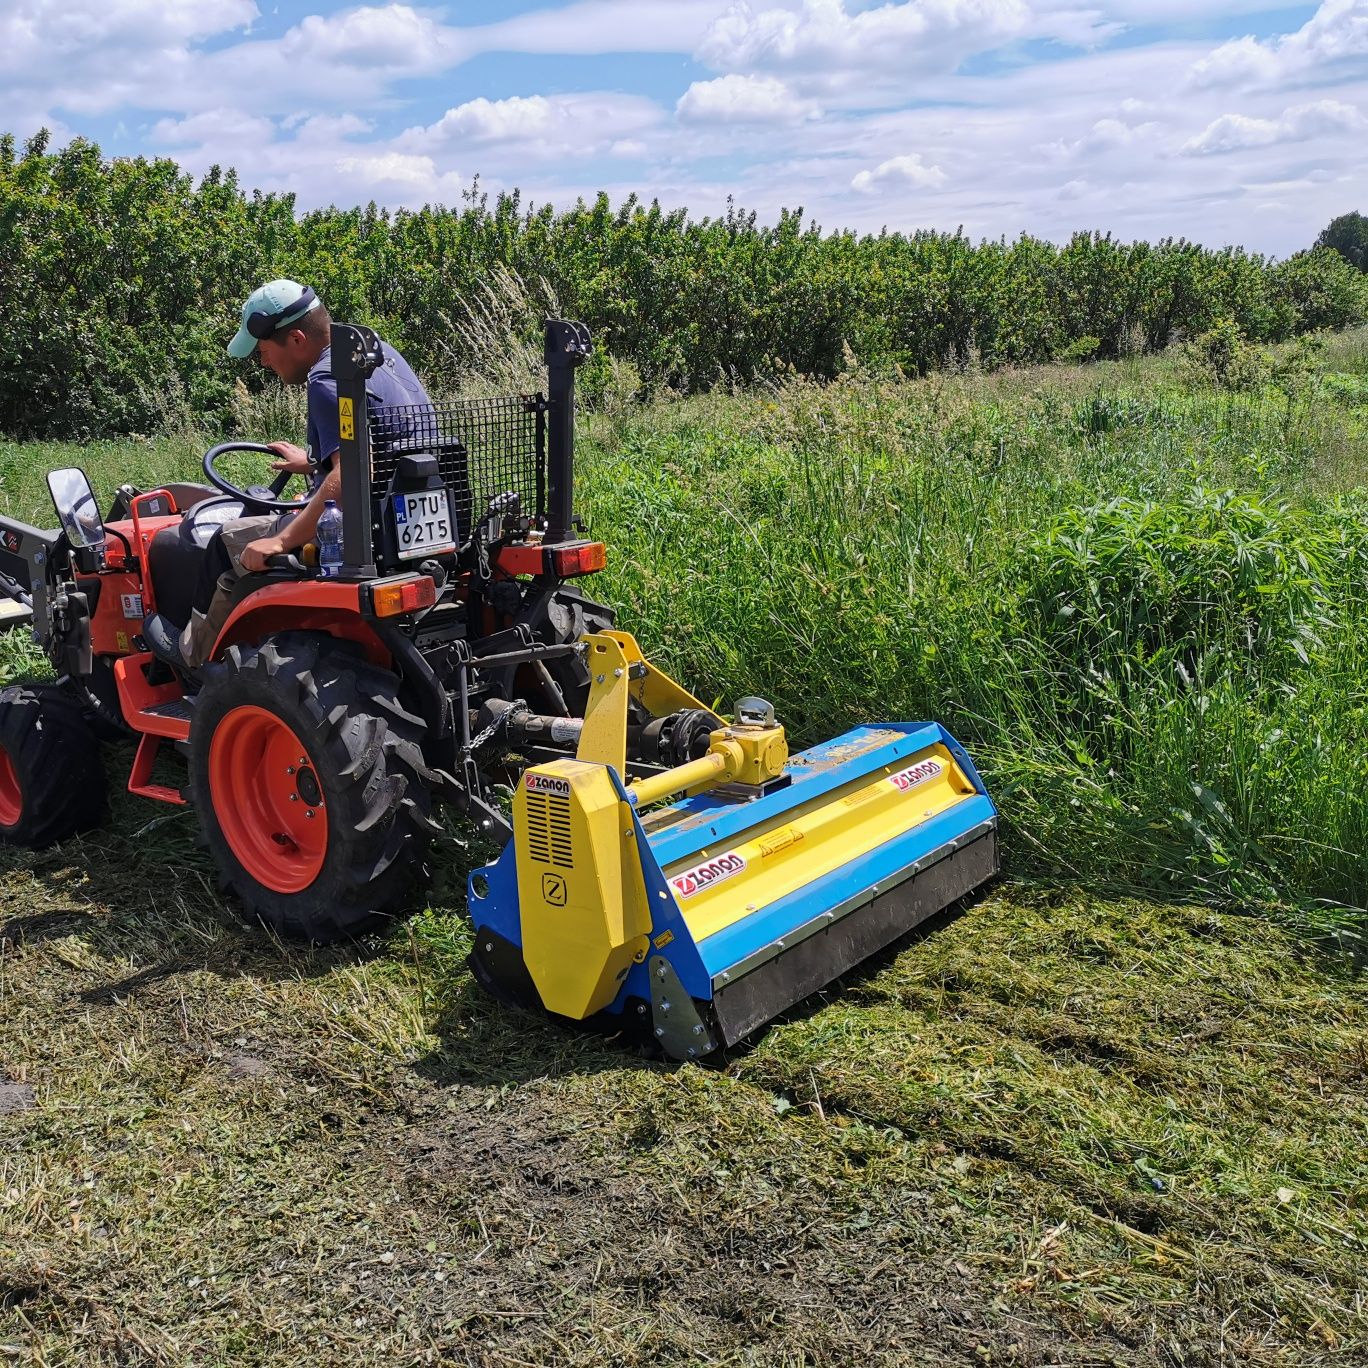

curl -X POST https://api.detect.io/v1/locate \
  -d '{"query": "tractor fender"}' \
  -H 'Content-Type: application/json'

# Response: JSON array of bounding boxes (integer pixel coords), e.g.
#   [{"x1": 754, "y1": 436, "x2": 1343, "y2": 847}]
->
[
  {"x1": 211, "y1": 583, "x2": 452, "y2": 755},
  {"x1": 213, "y1": 581, "x2": 391, "y2": 669}
]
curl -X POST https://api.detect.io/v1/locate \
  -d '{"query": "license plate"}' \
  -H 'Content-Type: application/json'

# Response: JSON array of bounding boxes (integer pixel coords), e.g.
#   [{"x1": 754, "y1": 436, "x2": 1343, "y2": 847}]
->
[{"x1": 392, "y1": 490, "x2": 456, "y2": 560}]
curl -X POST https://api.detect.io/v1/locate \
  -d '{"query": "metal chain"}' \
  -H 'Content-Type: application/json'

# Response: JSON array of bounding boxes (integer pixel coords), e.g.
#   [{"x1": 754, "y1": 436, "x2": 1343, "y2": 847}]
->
[{"x1": 465, "y1": 706, "x2": 510, "y2": 756}]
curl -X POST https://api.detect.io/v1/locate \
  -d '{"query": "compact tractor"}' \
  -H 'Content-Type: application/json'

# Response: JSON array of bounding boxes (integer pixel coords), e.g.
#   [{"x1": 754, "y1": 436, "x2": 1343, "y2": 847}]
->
[{"x1": 0, "y1": 323, "x2": 998, "y2": 1059}]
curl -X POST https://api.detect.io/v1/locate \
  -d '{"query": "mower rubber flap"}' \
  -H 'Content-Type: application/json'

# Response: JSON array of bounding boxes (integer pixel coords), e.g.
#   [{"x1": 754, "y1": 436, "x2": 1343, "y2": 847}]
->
[{"x1": 469, "y1": 720, "x2": 999, "y2": 1060}]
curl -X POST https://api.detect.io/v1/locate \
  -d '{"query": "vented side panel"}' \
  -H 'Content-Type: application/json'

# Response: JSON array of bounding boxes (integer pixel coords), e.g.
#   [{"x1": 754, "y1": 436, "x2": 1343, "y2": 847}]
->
[{"x1": 525, "y1": 792, "x2": 574, "y2": 869}]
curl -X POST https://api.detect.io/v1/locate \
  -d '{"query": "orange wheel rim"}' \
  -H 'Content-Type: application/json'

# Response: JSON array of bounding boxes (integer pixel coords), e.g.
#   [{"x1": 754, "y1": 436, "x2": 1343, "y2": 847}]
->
[
  {"x1": 0, "y1": 745, "x2": 20, "y2": 827},
  {"x1": 208, "y1": 706, "x2": 328, "y2": 894}
]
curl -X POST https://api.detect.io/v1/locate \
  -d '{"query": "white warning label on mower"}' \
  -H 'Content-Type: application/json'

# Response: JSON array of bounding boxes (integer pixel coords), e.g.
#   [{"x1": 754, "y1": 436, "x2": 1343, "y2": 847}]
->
[
  {"x1": 525, "y1": 773, "x2": 571, "y2": 797},
  {"x1": 669, "y1": 851, "x2": 747, "y2": 900},
  {"x1": 889, "y1": 758, "x2": 944, "y2": 792},
  {"x1": 121, "y1": 593, "x2": 144, "y2": 619}
]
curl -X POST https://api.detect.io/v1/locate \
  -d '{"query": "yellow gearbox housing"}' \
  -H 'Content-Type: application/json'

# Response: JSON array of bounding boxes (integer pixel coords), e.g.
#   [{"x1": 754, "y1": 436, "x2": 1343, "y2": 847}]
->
[{"x1": 513, "y1": 759, "x2": 653, "y2": 1020}]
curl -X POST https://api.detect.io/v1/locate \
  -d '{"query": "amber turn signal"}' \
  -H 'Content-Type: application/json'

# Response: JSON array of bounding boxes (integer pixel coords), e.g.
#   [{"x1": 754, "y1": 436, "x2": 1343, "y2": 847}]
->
[
  {"x1": 547, "y1": 541, "x2": 606, "y2": 577},
  {"x1": 370, "y1": 576, "x2": 437, "y2": 617}
]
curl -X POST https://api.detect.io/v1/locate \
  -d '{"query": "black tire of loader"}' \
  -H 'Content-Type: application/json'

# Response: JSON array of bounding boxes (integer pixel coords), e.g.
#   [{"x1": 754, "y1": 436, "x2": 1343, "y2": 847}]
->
[
  {"x1": 0, "y1": 685, "x2": 107, "y2": 847},
  {"x1": 188, "y1": 633, "x2": 440, "y2": 942}
]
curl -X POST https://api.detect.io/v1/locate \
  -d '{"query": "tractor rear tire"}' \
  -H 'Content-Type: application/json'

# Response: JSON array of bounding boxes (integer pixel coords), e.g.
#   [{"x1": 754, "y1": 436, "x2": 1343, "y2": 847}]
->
[
  {"x1": 0, "y1": 685, "x2": 107, "y2": 848},
  {"x1": 188, "y1": 633, "x2": 439, "y2": 942}
]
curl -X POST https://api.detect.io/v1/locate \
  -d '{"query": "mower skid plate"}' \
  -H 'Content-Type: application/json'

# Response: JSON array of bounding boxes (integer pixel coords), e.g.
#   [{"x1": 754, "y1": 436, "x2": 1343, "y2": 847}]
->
[{"x1": 706, "y1": 814, "x2": 998, "y2": 1048}]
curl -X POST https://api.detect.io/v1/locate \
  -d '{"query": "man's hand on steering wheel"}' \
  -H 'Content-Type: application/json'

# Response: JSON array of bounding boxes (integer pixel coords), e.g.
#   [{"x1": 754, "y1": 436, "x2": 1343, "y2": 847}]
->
[
  {"x1": 268, "y1": 441, "x2": 311, "y2": 477},
  {"x1": 202, "y1": 442, "x2": 307, "y2": 512}
]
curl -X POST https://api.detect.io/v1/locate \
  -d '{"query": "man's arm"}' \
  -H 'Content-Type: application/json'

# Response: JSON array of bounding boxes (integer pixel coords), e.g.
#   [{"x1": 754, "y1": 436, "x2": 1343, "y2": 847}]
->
[{"x1": 239, "y1": 451, "x2": 339, "y2": 571}]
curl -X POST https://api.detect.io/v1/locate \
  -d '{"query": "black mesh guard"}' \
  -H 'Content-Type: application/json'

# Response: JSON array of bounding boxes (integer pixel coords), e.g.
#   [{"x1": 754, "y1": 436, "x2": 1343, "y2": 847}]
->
[{"x1": 369, "y1": 396, "x2": 546, "y2": 547}]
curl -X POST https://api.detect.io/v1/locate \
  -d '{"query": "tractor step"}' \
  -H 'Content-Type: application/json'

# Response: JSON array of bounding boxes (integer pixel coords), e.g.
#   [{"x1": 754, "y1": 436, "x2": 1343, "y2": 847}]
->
[
  {"x1": 112, "y1": 653, "x2": 192, "y2": 808},
  {"x1": 128, "y1": 732, "x2": 187, "y2": 807},
  {"x1": 144, "y1": 699, "x2": 193, "y2": 723},
  {"x1": 115, "y1": 653, "x2": 191, "y2": 740}
]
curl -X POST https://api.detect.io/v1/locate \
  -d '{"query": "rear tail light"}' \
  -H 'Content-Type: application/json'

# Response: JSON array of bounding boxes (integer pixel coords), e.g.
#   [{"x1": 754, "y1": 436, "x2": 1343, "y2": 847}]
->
[
  {"x1": 370, "y1": 576, "x2": 437, "y2": 617},
  {"x1": 547, "y1": 541, "x2": 606, "y2": 577}
]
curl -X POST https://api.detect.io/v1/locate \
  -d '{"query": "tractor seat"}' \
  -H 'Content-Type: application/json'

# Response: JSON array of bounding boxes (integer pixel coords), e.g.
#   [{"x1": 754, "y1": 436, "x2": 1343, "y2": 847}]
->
[{"x1": 145, "y1": 501, "x2": 247, "y2": 629}]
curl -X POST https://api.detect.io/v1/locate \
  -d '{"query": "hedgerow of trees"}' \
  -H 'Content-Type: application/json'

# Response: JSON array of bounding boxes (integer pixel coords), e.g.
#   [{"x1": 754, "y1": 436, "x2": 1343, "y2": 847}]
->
[
  {"x1": 2, "y1": 131, "x2": 1365, "y2": 438},
  {"x1": 1316, "y1": 212, "x2": 1368, "y2": 273}
]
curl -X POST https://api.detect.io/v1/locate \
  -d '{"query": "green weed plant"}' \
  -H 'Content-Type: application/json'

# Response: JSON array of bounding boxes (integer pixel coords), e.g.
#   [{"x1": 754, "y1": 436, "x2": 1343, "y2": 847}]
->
[{"x1": 579, "y1": 336, "x2": 1368, "y2": 929}]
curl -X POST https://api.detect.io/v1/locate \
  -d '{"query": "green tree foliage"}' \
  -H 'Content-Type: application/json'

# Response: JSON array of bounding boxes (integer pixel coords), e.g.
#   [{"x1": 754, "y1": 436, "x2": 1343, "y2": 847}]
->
[
  {"x1": 1315, "y1": 211, "x2": 1368, "y2": 271},
  {"x1": 0, "y1": 131, "x2": 298, "y2": 437},
  {"x1": 2, "y1": 132, "x2": 1366, "y2": 437}
]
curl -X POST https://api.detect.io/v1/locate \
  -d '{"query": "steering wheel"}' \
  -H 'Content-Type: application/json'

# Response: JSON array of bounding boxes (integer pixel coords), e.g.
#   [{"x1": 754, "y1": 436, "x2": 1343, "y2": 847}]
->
[{"x1": 202, "y1": 442, "x2": 305, "y2": 514}]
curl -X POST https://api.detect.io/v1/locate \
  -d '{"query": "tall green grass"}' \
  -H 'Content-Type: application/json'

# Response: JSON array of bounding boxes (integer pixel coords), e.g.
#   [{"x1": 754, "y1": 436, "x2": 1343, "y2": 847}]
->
[
  {"x1": 2, "y1": 335, "x2": 1365, "y2": 931},
  {"x1": 580, "y1": 337, "x2": 1368, "y2": 931}
]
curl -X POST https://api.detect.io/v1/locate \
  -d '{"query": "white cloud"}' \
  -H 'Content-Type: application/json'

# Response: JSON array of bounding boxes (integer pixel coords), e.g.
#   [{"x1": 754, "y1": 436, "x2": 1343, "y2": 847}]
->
[
  {"x1": 277, "y1": 4, "x2": 457, "y2": 71},
  {"x1": 851, "y1": 152, "x2": 947, "y2": 193},
  {"x1": 1182, "y1": 98, "x2": 1366, "y2": 154},
  {"x1": 1188, "y1": 0, "x2": 1368, "y2": 89},
  {"x1": 677, "y1": 74, "x2": 818, "y2": 124},
  {"x1": 289, "y1": 114, "x2": 373, "y2": 144},
  {"x1": 334, "y1": 151, "x2": 451, "y2": 190},
  {"x1": 0, "y1": 0, "x2": 256, "y2": 116},
  {"x1": 399, "y1": 92, "x2": 665, "y2": 162},
  {"x1": 1187, "y1": 34, "x2": 1282, "y2": 88},
  {"x1": 468, "y1": 0, "x2": 734, "y2": 55},
  {"x1": 1044, "y1": 114, "x2": 1162, "y2": 160},
  {"x1": 0, "y1": 0, "x2": 255, "y2": 73},
  {"x1": 698, "y1": 0, "x2": 1031, "y2": 84},
  {"x1": 1083, "y1": 0, "x2": 1297, "y2": 19},
  {"x1": 419, "y1": 96, "x2": 557, "y2": 145},
  {"x1": 151, "y1": 109, "x2": 276, "y2": 148}
]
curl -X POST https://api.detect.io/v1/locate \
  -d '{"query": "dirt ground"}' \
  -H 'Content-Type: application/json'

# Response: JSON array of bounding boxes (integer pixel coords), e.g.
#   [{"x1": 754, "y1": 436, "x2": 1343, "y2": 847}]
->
[{"x1": 2, "y1": 798, "x2": 1366, "y2": 1366}]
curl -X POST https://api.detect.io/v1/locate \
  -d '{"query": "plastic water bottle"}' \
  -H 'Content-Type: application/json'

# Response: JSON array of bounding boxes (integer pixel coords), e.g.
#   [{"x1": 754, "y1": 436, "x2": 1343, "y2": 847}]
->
[{"x1": 317, "y1": 500, "x2": 344, "y2": 578}]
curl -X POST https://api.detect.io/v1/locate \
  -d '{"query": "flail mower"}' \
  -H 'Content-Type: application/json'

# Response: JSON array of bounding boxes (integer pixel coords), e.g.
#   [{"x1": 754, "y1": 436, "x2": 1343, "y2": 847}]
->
[{"x1": 0, "y1": 322, "x2": 998, "y2": 1059}]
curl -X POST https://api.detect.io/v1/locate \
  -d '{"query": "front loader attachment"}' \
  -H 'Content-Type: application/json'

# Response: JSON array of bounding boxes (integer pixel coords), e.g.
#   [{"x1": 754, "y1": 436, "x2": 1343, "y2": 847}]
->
[{"x1": 468, "y1": 639, "x2": 998, "y2": 1059}]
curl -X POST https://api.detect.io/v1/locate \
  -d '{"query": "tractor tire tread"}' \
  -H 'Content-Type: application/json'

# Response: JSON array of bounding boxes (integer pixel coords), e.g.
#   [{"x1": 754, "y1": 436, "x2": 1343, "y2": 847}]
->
[
  {"x1": 187, "y1": 632, "x2": 434, "y2": 943},
  {"x1": 0, "y1": 685, "x2": 107, "y2": 848}
]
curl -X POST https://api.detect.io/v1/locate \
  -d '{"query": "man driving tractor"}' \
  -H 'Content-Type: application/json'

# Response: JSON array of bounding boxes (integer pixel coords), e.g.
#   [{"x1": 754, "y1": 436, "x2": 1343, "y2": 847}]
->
[{"x1": 143, "y1": 278, "x2": 432, "y2": 671}]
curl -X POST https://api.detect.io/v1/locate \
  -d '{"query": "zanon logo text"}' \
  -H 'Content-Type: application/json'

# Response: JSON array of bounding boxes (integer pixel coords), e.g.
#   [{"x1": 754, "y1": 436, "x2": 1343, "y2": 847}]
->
[
  {"x1": 889, "y1": 759, "x2": 943, "y2": 792},
  {"x1": 669, "y1": 851, "x2": 747, "y2": 900},
  {"x1": 525, "y1": 773, "x2": 571, "y2": 797}
]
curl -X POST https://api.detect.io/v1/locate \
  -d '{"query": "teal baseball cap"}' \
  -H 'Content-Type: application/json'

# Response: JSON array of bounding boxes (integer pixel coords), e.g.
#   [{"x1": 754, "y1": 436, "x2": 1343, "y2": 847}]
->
[{"x1": 226, "y1": 279, "x2": 321, "y2": 358}]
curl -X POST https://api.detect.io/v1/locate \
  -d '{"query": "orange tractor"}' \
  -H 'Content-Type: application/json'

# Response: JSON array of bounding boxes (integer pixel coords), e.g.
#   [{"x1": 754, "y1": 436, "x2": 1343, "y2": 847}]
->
[
  {"x1": 0, "y1": 321, "x2": 998, "y2": 1058},
  {"x1": 0, "y1": 322, "x2": 617, "y2": 938}
]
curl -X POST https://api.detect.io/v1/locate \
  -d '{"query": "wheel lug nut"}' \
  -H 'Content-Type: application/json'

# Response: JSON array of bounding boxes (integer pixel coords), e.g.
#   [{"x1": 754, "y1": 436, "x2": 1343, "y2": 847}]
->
[
  {"x1": 286, "y1": 766, "x2": 295, "y2": 775},
  {"x1": 306, "y1": 810, "x2": 315, "y2": 819},
  {"x1": 289, "y1": 794, "x2": 298, "y2": 802}
]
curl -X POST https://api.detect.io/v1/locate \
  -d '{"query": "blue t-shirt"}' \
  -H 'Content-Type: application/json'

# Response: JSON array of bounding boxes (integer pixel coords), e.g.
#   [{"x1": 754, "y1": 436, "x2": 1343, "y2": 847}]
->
[{"x1": 305, "y1": 341, "x2": 433, "y2": 490}]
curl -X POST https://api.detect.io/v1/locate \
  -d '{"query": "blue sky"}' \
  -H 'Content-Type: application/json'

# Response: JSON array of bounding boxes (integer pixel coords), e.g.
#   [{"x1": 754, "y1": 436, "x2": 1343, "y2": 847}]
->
[{"x1": 2, "y1": 1, "x2": 1364, "y2": 255}]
